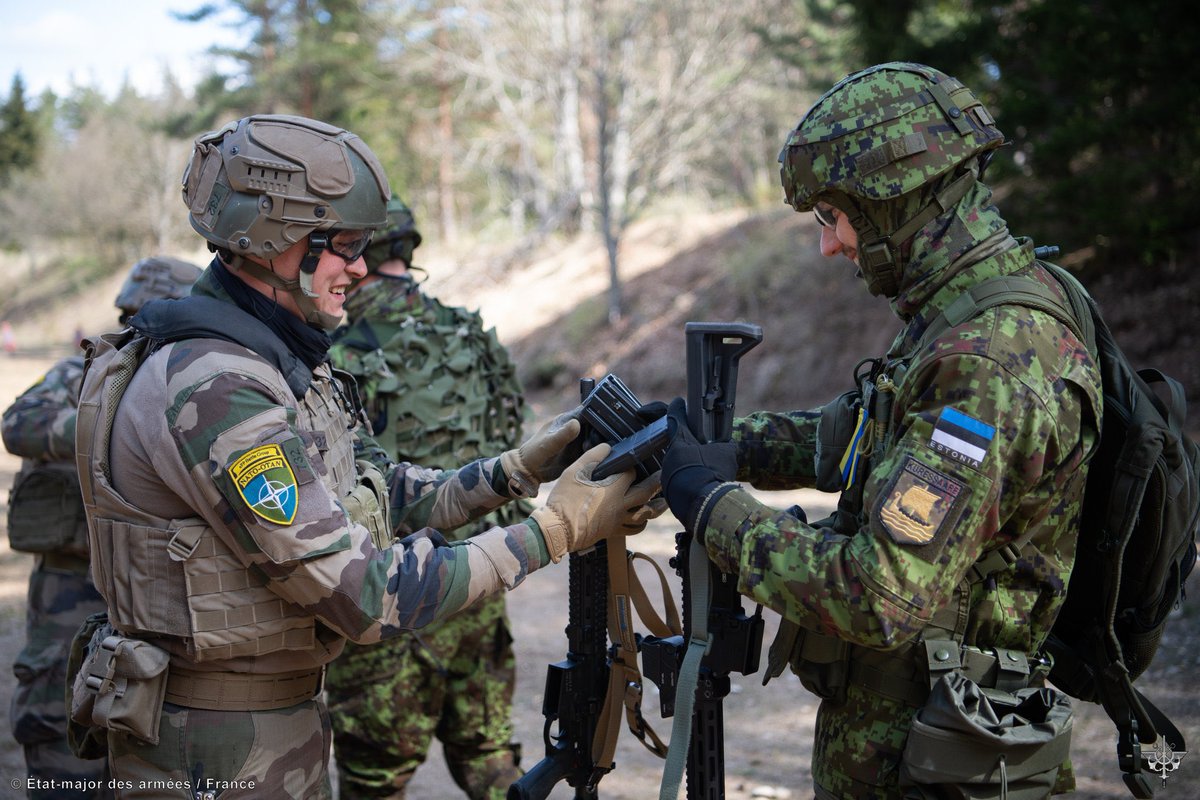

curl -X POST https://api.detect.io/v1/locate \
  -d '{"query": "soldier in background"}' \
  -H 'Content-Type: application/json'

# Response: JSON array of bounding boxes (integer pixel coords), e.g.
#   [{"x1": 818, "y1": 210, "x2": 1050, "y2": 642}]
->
[
  {"x1": 327, "y1": 198, "x2": 525, "y2": 799},
  {"x1": 2, "y1": 256, "x2": 200, "y2": 798}
]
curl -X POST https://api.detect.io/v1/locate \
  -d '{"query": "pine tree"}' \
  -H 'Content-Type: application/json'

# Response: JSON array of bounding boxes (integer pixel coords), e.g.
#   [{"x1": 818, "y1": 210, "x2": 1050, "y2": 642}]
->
[{"x1": 0, "y1": 74, "x2": 42, "y2": 185}]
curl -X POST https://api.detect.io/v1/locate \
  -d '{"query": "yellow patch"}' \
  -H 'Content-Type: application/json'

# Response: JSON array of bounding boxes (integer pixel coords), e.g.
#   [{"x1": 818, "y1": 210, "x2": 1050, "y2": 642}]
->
[
  {"x1": 227, "y1": 443, "x2": 299, "y2": 525},
  {"x1": 879, "y1": 457, "x2": 963, "y2": 545}
]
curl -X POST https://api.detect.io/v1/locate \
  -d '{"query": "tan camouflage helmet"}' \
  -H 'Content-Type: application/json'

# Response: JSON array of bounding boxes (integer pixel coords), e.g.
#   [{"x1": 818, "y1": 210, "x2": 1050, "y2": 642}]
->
[
  {"x1": 364, "y1": 196, "x2": 423, "y2": 272},
  {"x1": 114, "y1": 256, "x2": 203, "y2": 325},
  {"x1": 181, "y1": 114, "x2": 390, "y2": 329},
  {"x1": 778, "y1": 62, "x2": 1004, "y2": 296}
]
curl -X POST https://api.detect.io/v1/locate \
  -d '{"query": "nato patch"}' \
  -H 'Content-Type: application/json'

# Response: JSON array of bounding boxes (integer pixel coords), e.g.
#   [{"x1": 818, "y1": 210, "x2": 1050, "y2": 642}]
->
[
  {"x1": 228, "y1": 443, "x2": 299, "y2": 525},
  {"x1": 879, "y1": 457, "x2": 964, "y2": 545},
  {"x1": 929, "y1": 407, "x2": 995, "y2": 469}
]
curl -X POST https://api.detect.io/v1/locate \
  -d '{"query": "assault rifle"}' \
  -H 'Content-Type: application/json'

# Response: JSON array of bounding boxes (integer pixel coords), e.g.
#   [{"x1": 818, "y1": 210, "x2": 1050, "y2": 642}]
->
[
  {"x1": 640, "y1": 321, "x2": 764, "y2": 799},
  {"x1": 510, "y1": 322, "x2": 762, "y2": 800},
  {"x1": 509, "y1": 375, "x2": 665, "y2": 800}
]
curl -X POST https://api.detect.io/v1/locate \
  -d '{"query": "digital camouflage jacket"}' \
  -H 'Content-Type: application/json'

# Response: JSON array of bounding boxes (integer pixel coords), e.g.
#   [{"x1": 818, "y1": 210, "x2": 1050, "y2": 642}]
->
[{"x1": 702, "y1": 188, "x2": 1103, "y2": 797}]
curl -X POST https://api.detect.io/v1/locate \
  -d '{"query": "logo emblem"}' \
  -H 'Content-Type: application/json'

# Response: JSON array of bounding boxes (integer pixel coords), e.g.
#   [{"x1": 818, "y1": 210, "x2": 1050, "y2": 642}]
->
[
  {"x1": 1146, "y1": 736, "x2": 1186, "y2": 788},
  {"x1": 228, "y1": 444, "x2": 298, "y2": 525},
  {"x1": 879, "y1": 457, "x2": 963, "y2": 545}
]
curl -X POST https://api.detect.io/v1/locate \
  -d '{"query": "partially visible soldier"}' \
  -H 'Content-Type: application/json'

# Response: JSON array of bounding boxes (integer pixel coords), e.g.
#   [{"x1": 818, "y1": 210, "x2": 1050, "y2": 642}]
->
[
  {"x1": 327, "y1": 198, "x2": 527, "y2": 799},
  {"x1": 2, "y1": 256, "x2": 201, "y2": 799}
]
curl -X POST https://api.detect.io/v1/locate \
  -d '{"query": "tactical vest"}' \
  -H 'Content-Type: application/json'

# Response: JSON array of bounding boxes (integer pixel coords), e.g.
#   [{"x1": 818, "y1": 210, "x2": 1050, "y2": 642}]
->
[
  {"x1": 75, "y1": 300, "x2": 359, "y2": 666},
  {"x1": 771, "y1": 338, "x2": 1049, "y2": 705},
  {"x1": 333, "y1": 290, "x2": 530, "y2": 534}
]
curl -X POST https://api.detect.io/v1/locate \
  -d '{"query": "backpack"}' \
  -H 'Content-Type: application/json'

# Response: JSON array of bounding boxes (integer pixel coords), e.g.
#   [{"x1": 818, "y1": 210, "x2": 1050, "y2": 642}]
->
[{"x1": 919, "y1": 252, "x2": 1199, "y2": 798}]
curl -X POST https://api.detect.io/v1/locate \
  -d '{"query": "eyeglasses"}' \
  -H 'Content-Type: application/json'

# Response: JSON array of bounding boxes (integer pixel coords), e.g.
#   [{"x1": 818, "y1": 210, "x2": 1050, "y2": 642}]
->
[
  {"x1": 311, "y1": 229, "x2": 374, "y2": 263},
  {"x1": 813, "y1": 202, "x2": 839, "y2": 229}
]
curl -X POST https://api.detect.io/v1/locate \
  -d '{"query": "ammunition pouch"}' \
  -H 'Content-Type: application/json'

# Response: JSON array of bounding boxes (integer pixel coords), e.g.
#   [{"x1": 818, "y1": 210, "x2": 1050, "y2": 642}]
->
[
  {"x1": 65, "y1": 612, "x2": 112, "y2": 759},
  {"x1": 70, "y1": 620, "x2": 170, "y2": 746},
  {"x1": 344, "y1": 459, "x2": 392, "y2": 549},
  {"x1": 6, "y1": 461, "x2": 90, "y2": 556},
  {"x1": 899, "y1": 671, "x2": 1073, "y2": 799}
]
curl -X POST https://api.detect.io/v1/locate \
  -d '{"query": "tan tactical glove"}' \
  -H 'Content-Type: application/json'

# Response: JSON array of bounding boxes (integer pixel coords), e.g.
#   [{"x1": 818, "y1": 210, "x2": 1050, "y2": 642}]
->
[
  {"x1": 530, "y1": 444, "x2": 664, "y2": 562},
  {"x1": 500, "y1": 406, "x2": 584, "y2": 498}
]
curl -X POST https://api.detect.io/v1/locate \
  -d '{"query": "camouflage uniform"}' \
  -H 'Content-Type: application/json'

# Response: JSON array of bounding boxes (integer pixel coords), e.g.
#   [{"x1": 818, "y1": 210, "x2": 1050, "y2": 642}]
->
[
  {"x1": 74, "y1": 263, "x2": 554, "y2": 800},
  {"x1": 662, "y1": 64, "x2": 1104, "y2": 799},
  {"x1": 4, "y1": 256, "x2": 200, "y2": 799},
  {"x1": 327, "y1": 274, "x2": 529, "y2": 799},
  {"x1": 3, "y1": 357, "x2": 109, "y2": 799}
]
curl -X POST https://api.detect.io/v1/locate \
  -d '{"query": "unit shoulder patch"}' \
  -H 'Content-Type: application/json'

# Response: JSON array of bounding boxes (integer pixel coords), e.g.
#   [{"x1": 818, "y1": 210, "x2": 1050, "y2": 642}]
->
[
  {"x1": 228, "y1": 443, "x2": 299, "y2": 525},
  {"x1": 877, "y1": 456, "x2": 965, "y2": 546},
  {"x1": 928, "y1": 406, "x2": 995, "y2": 469}
]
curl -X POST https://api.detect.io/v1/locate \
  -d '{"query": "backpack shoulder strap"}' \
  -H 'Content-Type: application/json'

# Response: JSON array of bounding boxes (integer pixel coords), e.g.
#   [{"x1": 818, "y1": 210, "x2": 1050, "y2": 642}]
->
[{"x1": 912, "y1": 264, "x2": 1095, "y2": 360}]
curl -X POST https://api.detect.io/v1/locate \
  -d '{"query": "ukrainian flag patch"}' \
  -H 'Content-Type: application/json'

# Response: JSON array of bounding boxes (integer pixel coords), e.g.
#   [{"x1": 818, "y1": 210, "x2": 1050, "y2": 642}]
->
[
  {"x1": 228, "y1": 443, "x2": 299, "y2": 525},
  {"x1": 929, "y1": 407, "x2": 995, "y2": 469}
]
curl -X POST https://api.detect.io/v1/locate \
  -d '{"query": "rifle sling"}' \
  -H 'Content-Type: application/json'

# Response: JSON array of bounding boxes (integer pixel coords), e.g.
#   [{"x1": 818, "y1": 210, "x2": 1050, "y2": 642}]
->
[
  {"x1": 659, "y1": 537, "x2": 714, "y2": 800},
  {"x1": 594, "y1": 538, "x2": 678, "y2": 767}
]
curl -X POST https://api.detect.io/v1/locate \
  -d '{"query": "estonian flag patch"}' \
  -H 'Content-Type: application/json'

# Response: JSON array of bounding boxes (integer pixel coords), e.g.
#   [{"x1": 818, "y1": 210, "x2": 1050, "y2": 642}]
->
[{"x1": 929, "y1": 407, "x2": 995, "y2": 469}]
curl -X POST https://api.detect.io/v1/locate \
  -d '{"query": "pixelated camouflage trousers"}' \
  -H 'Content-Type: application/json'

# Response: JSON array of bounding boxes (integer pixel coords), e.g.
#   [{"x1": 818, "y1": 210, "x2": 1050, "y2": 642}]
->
[
  {"x1": 11, "y1": 561, "x2": 111, "y2": 799},
  {"x1": 325, "y1": 593, "x2": 521, "y2": 800},
  {"x1": 107, "y1": 699, "x2": 333, "y2": 799}
]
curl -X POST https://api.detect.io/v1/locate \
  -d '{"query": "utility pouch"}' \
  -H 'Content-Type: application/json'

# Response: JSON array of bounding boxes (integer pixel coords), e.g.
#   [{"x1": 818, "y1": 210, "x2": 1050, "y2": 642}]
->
[
  {"x1": 764, "y1": 620, "x2": 849, "y2": 702},
  {"x1": 65, "y1": 612, "x2": 112, "y2": 759},
  {"x1": 70, "y1": 621, "x2": 170, "y2": 746},
  {"x1": 6, "y1": 462, "x2": 89, "y2": 555},
  {"x1": 900, "y1": 671, "x2": 1073, "y2": 800},
  {"x1": 344, "y1": 459, "x2": 393, "y2": 549},
  {"x1": 815, "y1": 389, "x2": 869, "y2": 493}
]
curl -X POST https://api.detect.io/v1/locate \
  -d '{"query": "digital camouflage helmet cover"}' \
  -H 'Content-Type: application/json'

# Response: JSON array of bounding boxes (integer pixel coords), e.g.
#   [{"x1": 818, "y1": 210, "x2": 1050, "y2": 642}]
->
[
  {"x1": 181, "y1": 114, "x2": 390, "y2": 329},
  {"x1": 364, "y1": 196, "x2": 423, "y2": 272},
  {"x1": 778, "y1": 62, "x2": 1004, "y2": 296}
]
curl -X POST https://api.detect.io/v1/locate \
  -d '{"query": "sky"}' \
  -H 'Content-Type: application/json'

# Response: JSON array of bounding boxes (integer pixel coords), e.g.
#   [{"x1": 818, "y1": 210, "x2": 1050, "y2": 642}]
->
[{"x1": 0, "y1": 1, "x2": 242, "y2": 99}]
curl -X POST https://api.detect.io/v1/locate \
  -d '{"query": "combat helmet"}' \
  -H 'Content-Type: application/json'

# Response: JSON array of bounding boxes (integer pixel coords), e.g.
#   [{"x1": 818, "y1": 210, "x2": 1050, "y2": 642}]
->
[
  {"x1": 364, "y1": 196, "x2": 423, "y2": 271},
  {"x1": 778, "y1": 62, "x2": 1004, "y2": 296},
  {"x1": 180, "y1": 114, "x2": 390, "y2": 329},
  {"x1": 114, "y1": 256, "x2": 203, "y2": 325}
]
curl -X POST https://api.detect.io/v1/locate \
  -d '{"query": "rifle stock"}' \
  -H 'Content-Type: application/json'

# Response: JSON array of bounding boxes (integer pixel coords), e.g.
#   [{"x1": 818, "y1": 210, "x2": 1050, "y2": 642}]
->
[{"x1": 643, "y1": 321, "x2": 765, "y2": 799}]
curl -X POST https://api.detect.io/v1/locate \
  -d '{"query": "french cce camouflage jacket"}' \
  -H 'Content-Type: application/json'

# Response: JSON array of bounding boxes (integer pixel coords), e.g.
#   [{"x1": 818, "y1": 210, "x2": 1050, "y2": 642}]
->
[{"x1": 74, "y1": 268, "x2": 548, "y2": 677}]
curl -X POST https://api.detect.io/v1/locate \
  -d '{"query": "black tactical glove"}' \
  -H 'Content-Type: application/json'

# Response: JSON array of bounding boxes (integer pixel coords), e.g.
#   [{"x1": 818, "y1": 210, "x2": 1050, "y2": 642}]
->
[
  {"x1": 660, "y1": 397, "x2": 738, "y2": 538},
  {"x1": 636, "y1": 400, "x2": 669, "y2": 426}
]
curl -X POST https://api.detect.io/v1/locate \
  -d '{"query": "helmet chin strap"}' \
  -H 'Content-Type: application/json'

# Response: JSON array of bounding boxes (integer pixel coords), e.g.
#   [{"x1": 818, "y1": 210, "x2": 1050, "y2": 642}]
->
[
  {"x1": 294, "y1": 232, "x2": 343, "y2": 332},
  {"x1": 841, "y1": 163, "x2": 980, "y2": 298},
  {"x1": 222, "y1": 235, "x2": 344, "y2": 332}
]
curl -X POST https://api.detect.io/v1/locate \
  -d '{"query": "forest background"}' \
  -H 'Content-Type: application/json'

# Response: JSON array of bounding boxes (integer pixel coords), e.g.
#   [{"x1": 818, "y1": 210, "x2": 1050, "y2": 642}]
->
[
  {"x1": 1, "y1": 0, "x2": 1198, "y2": 404},
  {"x1": 0, "y1": 1, "x2": 1198, "y2": 798}
]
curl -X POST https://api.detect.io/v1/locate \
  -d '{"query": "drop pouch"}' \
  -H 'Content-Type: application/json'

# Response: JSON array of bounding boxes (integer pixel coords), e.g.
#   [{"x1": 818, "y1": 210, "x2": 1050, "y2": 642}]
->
[{"x1": 900, "y1": 671, "x2": 1073, "y2": 800}]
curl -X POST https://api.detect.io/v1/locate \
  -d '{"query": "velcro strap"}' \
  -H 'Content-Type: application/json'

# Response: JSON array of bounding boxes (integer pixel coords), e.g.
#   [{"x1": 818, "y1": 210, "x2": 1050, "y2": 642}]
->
[
  {"x1": 927, "y1": 80, "x2": 975, "y2": 136},
  {"x1": 855, "y1": 132, "x2": 928, "y2": 176},
  {"x1": 165, "y1": 666, "x2": 323, "y2": 711}
]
